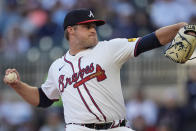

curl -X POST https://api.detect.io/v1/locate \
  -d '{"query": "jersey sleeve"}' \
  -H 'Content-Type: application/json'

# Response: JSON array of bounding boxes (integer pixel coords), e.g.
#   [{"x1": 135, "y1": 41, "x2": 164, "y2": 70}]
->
[
  {"x1": 41, "y1": 63, "x2": 60, "y2": 100},
  {"x1": 102, "y1": 38, "x2": 140, "y2": 66}
]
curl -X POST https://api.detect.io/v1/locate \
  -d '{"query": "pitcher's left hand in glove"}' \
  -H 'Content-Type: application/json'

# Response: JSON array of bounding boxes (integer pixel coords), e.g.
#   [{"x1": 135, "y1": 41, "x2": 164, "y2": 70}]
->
[{"x1": 165, "y1": 24, "x2": 196, "y2": 64}]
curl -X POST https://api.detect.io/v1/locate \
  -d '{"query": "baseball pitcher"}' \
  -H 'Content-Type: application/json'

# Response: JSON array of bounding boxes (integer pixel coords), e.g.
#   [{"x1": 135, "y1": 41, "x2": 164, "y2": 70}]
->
[{"x1": 4, "y1": 9, "x2": 193, "y2": 131}]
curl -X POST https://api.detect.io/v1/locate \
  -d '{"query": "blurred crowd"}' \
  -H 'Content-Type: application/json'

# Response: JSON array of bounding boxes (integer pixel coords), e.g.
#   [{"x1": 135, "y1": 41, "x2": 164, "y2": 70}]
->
[
  {"x1": 0, "y1": 0, "x2": 196, "y2": 131},
  {"x1": 126, "y1": 65, "x2": 196, "y2": 131}
]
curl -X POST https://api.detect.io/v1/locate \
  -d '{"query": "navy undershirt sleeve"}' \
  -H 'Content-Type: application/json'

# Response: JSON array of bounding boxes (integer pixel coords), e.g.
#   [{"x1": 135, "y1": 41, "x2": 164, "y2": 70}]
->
[
  {"x1": 134, "y1": 32, "x2": 162, "y2": 57},
  {"x1": 37, "y1": 88, "x2": 54, "y2": 108}
]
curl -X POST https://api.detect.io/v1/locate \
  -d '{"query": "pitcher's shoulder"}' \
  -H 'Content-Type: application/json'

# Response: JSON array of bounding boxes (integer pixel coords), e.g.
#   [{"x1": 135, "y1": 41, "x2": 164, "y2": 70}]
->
[{"x1": 50, "y1": 56, "x2": 65, "y2": 69}]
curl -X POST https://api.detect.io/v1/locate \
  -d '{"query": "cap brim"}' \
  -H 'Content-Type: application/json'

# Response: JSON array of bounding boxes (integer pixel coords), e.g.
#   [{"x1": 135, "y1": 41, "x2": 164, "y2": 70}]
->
[{"x1": 77, "y1": 19, "x2": 105, "y2": 26}]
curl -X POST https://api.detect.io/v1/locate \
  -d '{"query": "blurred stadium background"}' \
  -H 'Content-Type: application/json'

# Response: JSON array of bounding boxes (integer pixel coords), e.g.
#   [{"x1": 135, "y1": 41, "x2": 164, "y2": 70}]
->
[{"x1": 0, "y1": 0, "x2": 196, "y2": 131}]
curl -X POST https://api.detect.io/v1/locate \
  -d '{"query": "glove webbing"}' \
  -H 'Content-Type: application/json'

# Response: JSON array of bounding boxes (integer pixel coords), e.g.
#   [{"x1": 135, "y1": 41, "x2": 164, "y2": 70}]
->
[{"x1": 178, "y1": 32, "x2": 196, "y2": 60}]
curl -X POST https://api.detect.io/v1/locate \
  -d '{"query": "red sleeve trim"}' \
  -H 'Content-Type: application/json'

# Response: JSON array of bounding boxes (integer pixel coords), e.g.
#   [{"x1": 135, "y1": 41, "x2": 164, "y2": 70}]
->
[{"x1": 134, "y1": 37, "x2": 142, "y2": 57}]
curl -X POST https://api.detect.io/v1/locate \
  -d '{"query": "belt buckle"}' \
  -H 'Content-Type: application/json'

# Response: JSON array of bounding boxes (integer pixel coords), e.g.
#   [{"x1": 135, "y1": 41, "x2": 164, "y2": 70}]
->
[
  {"x1": 94, "y1": 123, "x2": 97, "y2": 129},
  {"x1": 94, "y1": 123, "x2": 108, "y2": 130}
]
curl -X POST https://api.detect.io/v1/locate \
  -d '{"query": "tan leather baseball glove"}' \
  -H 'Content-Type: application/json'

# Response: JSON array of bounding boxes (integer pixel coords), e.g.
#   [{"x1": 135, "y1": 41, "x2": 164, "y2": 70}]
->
[{"x1": 165, "y1": 24, "x2": 196, "y2": 64}]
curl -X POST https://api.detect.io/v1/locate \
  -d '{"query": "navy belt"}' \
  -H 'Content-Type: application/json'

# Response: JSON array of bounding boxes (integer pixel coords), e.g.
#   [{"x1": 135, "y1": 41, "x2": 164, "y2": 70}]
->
[{"x1": 67, "y1": 119, "x2": 126, "y2": 130}]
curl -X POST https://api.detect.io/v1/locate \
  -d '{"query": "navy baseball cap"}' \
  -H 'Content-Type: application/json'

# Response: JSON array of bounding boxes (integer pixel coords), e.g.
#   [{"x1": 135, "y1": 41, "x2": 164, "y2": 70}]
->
[{"x1": 63, "y1": 9, "x2": 105, "y2": 30}]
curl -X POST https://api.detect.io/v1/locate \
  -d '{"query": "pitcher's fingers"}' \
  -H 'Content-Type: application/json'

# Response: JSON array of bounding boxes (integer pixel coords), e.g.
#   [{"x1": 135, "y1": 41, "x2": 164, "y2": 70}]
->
[{"x1": 5, "y1": 68, "x2": 17, "y2": 75}]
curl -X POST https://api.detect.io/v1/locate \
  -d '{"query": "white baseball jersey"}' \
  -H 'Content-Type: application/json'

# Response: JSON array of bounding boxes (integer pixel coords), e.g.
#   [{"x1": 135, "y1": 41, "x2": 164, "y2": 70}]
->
[{"x1": 41, "y1": 38, "x2": 139, "y2": 124}]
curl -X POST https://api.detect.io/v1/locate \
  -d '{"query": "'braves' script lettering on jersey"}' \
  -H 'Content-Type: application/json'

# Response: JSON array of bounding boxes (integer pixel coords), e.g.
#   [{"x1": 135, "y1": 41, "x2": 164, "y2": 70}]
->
[{"x1": 58, "y1": 63, "x2": 107, "y2": 92}]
